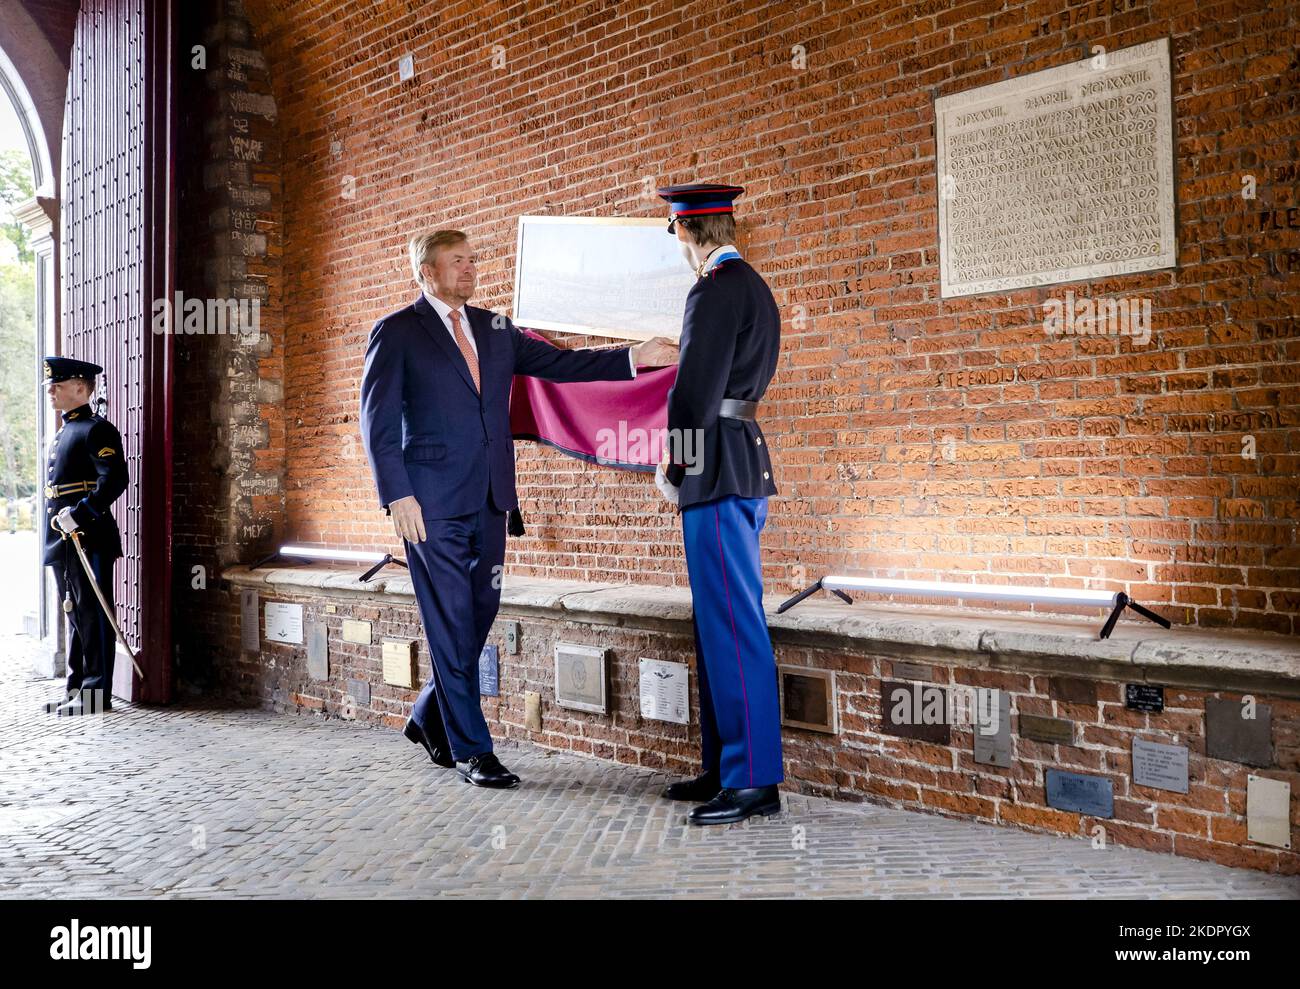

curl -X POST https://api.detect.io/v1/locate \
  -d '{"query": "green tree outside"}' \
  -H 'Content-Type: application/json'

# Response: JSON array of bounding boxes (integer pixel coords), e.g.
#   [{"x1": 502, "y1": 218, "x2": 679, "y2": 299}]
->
[{"x1": 0, "y1": 146, "x2": 36, "y2": 531}]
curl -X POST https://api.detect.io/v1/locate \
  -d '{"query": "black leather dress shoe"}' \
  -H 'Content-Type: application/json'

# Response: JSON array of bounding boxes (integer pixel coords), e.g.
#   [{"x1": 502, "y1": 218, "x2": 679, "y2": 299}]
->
[
  {"x1": 662, "y1": 770, "x2": 722, "y2": 802},
  {"x1": 457, "y1": 752, "x2": 520, "y2": 789},
  {"x1": 687, "y1": 786, "x2": 781, "y2": 826},
  {"x1": 403, "y1": 719, "x2": 454, "y2": 768}
]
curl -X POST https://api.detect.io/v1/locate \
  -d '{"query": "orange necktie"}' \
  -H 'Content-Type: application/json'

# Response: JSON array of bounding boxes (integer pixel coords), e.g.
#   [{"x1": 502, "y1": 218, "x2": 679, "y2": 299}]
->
[{"x1": 448, "y1": 309, "x2": 480, "y2": 392}]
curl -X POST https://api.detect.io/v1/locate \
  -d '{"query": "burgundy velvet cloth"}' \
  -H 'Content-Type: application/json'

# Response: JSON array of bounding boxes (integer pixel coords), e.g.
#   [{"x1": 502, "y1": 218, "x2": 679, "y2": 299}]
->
[{"x1": 509, "y1": 329, "x2": 677, "y2": 472}]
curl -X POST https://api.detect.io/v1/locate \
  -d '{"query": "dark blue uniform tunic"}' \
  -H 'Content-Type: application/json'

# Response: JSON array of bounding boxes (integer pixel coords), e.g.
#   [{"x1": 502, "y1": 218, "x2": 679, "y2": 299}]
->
[{"x1": 43, "y1": 404, "x2": 128, "y2": 698}]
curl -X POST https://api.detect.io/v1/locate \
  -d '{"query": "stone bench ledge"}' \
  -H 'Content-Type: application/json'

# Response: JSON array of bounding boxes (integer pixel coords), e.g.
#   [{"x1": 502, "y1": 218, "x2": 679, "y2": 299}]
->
[{"x1": 221, "y1": 565, "x2": 1300, "y2": 694}]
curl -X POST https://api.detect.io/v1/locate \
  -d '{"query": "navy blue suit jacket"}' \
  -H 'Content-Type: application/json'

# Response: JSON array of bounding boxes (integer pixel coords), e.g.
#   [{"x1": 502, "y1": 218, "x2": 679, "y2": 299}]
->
[{"x1": 360, "y1": 293, "x2": 634, "y2": 519}]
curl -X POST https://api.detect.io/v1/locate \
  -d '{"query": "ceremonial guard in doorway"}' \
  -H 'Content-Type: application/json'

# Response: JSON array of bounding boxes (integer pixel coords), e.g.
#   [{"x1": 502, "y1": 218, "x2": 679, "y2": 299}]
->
[
  {"x1": 40, "y1": 357, "x2": 129, "y2": 715},
  {"x1": 654, "y1": 183, "x2": 785, "y2": 824}
]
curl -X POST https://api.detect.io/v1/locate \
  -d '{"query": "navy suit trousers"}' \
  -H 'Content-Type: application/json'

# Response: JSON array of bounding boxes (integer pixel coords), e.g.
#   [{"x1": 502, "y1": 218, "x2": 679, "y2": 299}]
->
[{"x1": 406, "y1": 499, "x2": 507, "y2": 761}]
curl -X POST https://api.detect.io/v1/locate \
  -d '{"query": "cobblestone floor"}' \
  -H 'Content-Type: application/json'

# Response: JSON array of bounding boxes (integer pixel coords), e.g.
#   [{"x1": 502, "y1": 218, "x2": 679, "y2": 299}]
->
[{"x1": 1, "y1": 635, "x2": 1297, "y2": 899}]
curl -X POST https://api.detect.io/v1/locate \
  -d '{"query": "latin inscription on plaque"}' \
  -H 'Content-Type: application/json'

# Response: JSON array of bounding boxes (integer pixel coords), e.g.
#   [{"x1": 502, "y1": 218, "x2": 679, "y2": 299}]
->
[
  {"x1": 936, "y1": 38, "x2": 1176, "y2": 297},
  {"x1": 1132, "y1": 737, "x2": 1189, "y2": 794},
  {"x1": 1206, "y1": 697, "x2": 1273, "y2": 767},
  {"x1": 1018, "y1": 714, "x2": 1075, "y2": 746},
  {"x1": 1046, "y1": 769, "x2": 1114, "y2": 818},
  {"x1": 973, "y1": 688, "x2": 1012, "y2": 768}
]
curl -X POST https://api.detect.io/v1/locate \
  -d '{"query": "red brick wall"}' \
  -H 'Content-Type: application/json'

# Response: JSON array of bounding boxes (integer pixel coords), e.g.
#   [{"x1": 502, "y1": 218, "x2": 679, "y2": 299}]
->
[{"x1": 236, "y1": 0, "x2": 1300, "y2": 633}]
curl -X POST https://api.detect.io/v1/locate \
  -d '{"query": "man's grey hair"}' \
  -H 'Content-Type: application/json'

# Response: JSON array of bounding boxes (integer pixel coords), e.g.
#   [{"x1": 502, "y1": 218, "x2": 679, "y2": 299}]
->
[{"x1": 408, "y1": 229, "x2": 469, "y2": 287}]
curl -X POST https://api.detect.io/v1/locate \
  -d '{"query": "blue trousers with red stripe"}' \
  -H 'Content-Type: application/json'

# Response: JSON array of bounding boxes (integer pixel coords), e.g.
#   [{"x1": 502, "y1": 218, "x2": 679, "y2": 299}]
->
[{"x1": 681, "y1": 495, "x2": 783, "y2": 789}]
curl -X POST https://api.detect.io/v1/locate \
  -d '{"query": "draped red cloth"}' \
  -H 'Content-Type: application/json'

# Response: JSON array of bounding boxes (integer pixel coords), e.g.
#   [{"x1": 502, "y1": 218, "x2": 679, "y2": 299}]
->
[{"x1": 509, "y1": 329, "x2": 677, "y2": 472}]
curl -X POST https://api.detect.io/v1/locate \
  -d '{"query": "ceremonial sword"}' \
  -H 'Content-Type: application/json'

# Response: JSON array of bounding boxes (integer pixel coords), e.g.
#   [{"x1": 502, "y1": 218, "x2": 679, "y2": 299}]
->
[{"x1": 51, "y1": 516, "x2": 146, "y2": 681}]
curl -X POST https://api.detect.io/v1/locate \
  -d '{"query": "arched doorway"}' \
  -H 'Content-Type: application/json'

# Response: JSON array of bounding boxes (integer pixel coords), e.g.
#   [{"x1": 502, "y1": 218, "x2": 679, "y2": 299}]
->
[
  {"x1": 0, "y1": 31, "x2": 61, "y2": 677},
  {"x1": 0, "y1": 0, "x2": 175, "y2": 703}
]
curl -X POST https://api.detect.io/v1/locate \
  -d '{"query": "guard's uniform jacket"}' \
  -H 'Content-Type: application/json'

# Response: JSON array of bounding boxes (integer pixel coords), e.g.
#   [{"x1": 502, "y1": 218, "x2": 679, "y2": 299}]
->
[
  {"x1": 44, "y1": 402, "x2": 128, "y2": 702},
  {"x1": 665, "y1": 256, "x2": 780, "y2": 508},
  {"x1": 43, "y1": 404, "x2": 128, "y2": 565}
]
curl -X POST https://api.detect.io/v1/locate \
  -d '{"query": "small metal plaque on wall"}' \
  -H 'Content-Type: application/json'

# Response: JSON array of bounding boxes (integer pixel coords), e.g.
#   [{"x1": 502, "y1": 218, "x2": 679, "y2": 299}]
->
[
  {"x1": 779, "y1": 667, "x2": 837, "y2": 734},
  {"x1": 382, "y1": 639, "x2": 418, "y2": 690},
  {"x1": 479, "y1": 644, "x2": 500, "y2": 698},
  {"x1": 555, "y1": 643, "x2": 608, "y2": 714}
]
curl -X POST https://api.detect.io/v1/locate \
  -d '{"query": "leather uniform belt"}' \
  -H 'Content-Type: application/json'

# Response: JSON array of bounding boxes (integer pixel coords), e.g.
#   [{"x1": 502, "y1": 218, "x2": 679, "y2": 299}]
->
[
  {"x1": 718, "y1": 399, "x2": 758, "y2": 421},
  {"x1": 45, "y1": 480, "x2": 94, "y2": 498}
]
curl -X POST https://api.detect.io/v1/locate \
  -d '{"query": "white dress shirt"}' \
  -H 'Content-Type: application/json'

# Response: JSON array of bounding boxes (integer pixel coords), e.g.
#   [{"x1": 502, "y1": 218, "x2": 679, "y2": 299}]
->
[
  {"x1": 423, "y1": 290, "x2": 477, "y2": 357},
  {"x1": 421, "y1": 289, "x2": 637, "y2": 376}
]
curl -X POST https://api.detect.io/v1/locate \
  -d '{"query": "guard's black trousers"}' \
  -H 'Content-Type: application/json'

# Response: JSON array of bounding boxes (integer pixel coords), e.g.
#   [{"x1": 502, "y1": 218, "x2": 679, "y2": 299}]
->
[{"x1": 50, "y1": 546, "x2": 117, "y2": 697}]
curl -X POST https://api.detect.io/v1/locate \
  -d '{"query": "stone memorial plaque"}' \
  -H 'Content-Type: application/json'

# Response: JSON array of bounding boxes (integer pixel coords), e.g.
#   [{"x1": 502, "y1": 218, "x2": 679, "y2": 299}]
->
[
  {"x1": 891, "y1": 661, "x2": 933, "y2": 682},
  {"x1": 1046, "y1": 769, "x2": 1114, "y2": 818},
  {"x1": 1206, "y1": 697, "x2": 1272, "y2": 767},
  {"x1": 640, "y1": 658, "x2": 690, "y2": 725},
  {"x1": 264, "y1": 602, "x2": 303, "y2": 644},
  {"x1": 555, "y1": 643, "x2": 607, "y2": 714},
  {"x1": 1125, "y1": 683, "x2": 1164, "y2": 712},
  {"x1": 1049, "y1": 676, "x2": 1097, "y2": 705},
  {"x1": 341, "y1": 619, "x2": 372, "y2": 645},
  {"x1": 1246, "y1": 775, "x2": 1291, "y2": 850},
  {"x1": 973, "y1": 688, "x2": 1012, "y2": 768},
  {"x1": 524, "y1": 691, "x2": 542, "y2": 731},
  {"x1": 1018, "y1": 714, "x2": 1075, "y2": 746},
  {"x1": 345, "y1": 678, "x2": 370, "y2": 706},
  {"x1": 1132, "y1": 737, "x2": 1188, "y2": 794},
  {"x1": 880, "y1": 680, "x2": 950, "y2": 744},
  {"x1": 306, "y1": 618, "x2": 329, "y2": 681},
  {"x1": 479, "y1": 644, "x2": 499, "y2": 698},
  {"x1": 381, "y1": 639, "x2": 418, "y2": 689},
  {"x1": 936, "y1": 38, "x2": 1176, "y2": 297},
  {"x1": 240, "y1": 589, "x2": 259, "y2": 652}
]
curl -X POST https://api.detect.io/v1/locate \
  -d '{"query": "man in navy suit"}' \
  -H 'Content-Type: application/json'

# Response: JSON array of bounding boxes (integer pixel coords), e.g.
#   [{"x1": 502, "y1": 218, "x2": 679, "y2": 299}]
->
[{"x1": 361, "y1": 230, "x2": 677, "y2": 788}]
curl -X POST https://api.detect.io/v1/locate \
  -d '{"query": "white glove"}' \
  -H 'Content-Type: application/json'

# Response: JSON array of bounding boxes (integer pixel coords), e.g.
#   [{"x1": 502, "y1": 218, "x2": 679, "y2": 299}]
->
[
  {"x1": 54, "y1": 507, "x2": 79, "y2": 534},
  {"x1": 654, "y1": 464, "x2": 680, "y2": 506}
]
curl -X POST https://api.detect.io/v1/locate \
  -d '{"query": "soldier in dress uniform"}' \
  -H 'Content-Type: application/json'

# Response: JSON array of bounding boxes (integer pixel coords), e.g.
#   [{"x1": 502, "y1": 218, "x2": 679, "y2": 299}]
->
[
  {"x1": 653, "y1": 183, "x2": 785, "y2": 825},
  {"x1": 40, "y1": 357, "x2": 129, "y2": 716}
]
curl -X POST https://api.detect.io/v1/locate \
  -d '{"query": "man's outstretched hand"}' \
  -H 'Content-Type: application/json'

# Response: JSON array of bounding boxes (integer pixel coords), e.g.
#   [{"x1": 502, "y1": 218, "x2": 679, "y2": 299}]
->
[
  {"x1": 389, "y1": 495, "x2": 426, "y2": 544},
  {"x1": 632, "y1": 336, "x2": 679, "y2": 367}
]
